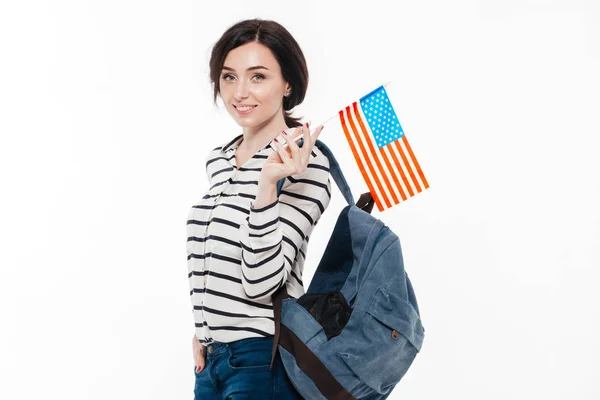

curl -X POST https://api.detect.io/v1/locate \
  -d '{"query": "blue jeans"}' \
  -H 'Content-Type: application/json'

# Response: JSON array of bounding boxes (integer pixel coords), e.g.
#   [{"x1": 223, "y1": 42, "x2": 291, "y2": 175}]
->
[{"x1": 193, "y1": 336, "x2": 304, "y2": 399}]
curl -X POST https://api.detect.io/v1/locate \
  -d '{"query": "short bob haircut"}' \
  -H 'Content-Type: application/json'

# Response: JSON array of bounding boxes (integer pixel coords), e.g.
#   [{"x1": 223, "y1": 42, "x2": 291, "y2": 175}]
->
[{"x1": 209, "y1": 18, "x2": 308, "y2": 128}]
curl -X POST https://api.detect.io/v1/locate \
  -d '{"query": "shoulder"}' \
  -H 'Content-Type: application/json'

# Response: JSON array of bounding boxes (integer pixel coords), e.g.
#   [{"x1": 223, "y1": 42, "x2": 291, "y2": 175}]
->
[
  {"x1": 204, "y1": 146, "x2": 223, "y2": 167},
  {"x1": 203, "y1": 137, "x2": 236, "y2": 181},
  {"x1": 208, "y1": 134, "x2": 241, "y2": 156},
  {"x1": 219, "y1": 134, "x2": 243, "y2": 152},
  {"x1": 204, "y1": 134, "x2": 241, "y2": 164}
]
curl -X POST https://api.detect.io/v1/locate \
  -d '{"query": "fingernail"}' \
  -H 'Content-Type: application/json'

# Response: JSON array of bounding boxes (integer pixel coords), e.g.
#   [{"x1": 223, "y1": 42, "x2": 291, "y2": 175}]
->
[
  {"x1": 281, "y1": 130, "x2": 287, "y2": 135},
  {"x1": 305, "y1": 122, "x2": 309, "y2": 128},
  {"x1": 274, "y1": 138, "x2": 279, "y2": 143}
]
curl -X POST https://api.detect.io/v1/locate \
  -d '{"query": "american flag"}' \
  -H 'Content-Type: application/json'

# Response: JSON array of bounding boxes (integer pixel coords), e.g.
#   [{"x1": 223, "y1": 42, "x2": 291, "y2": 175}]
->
[{"x1": 336, "y1": 84, "x2": 429, "y2": 212}]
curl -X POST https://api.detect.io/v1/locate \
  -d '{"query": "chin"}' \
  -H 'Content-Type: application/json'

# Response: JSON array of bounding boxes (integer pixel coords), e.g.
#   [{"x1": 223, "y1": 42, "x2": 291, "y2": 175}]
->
[
  {"x1": 234, "y1": 117, "x2": 256, "y2": 126},
  {"x1": 233, "y1": 115, "x2": 268, "y2": 128}
]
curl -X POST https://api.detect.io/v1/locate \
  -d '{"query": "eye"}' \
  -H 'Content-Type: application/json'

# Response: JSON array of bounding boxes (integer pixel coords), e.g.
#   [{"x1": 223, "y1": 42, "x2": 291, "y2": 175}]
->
[
  {"x1": 252, "y1": 74, "x2": 265, "y2": 81},
  {"x1": 221, "y1": 74, "x2": 234, "y2": 81}
]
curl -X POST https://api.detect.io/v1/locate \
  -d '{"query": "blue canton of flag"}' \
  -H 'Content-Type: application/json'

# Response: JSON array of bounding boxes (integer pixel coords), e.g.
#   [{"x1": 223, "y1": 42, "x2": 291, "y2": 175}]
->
[{"x1": 360, "y1": 86, "x2": 404, "y2": 148}]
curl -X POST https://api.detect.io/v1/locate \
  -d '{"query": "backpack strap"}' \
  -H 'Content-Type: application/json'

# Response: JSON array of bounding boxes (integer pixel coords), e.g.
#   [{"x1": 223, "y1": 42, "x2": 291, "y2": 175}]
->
[{"x1": 276, "y1": 176, "x2": 285, "y2": 196}]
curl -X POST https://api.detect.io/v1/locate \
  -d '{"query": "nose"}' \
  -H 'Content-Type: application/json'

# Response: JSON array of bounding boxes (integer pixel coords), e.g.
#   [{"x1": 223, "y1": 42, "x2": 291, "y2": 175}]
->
[{"x1": 234, "y1": 80, "x2": 250, "y2": 100}]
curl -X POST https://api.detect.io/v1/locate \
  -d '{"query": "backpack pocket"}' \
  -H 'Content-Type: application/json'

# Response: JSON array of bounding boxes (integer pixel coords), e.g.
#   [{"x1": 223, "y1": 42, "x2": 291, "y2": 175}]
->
[{"x1": 337, "y1": 286, "x2": 424, "y2": 394}]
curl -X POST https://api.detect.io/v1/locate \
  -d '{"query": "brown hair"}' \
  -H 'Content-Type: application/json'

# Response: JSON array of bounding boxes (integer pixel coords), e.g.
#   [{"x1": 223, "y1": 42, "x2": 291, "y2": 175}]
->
[{"x1": 209, "y1": 19, "x2": 309, "y2": 128}]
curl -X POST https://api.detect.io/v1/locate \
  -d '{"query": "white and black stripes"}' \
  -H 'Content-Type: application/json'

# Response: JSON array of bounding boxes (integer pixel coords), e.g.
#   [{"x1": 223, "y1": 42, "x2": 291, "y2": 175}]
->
[{"x1": 187, "y1": 132, "x2": 331, "y2": 346}]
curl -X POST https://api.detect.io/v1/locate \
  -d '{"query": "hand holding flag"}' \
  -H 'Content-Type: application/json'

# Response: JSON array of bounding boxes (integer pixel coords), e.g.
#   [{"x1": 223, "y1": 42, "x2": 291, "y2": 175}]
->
[{"x1": 269, "y1": 82, "x2": 429, "y2": 212}]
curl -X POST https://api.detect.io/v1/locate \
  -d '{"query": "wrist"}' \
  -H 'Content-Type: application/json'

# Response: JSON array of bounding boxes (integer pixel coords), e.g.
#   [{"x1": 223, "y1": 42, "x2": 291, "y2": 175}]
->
[
  {"x1": 254, "y1": 176, "x2": 278, "y2": 209},
  {"x1": 258, "y1": 172, "x2": 279, "y2": 187}
]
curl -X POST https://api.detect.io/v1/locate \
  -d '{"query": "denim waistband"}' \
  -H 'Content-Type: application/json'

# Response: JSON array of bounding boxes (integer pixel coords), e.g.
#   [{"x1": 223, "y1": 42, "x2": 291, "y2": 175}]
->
[{"x1": 205, "y1": 336, "x2": 274, "y2": 359}]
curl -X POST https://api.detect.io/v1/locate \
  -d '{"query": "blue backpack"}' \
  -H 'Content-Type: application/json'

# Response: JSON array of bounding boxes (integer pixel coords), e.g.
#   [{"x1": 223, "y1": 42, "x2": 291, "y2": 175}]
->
[{"x1": 270, "y1": 139, "x2": 425, "y2": 399}]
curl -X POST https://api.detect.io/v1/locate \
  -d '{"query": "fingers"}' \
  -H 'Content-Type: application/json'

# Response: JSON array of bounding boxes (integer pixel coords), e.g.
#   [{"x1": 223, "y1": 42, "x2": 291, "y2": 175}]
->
[
  {"x1": 281, "y1": 128, "x2": 303, "y2": 171},
  {"x1": 303, "y1": 122, "x2": 312, "y2": 150},
  {"x1": 290, "y1": 126, "x2": 303, "y2": 140},
  {"x1": 311, "y1": 124, "x2": 324, "y2": 148},
  {"x1": 299, "y1": 122, "x2": 323, "y2": 166},
  {"x1": 287, "y1": 123, "x2": 311, "y2": 169},
  {"x1": 301, "y1": 122, "x2": 323, "y2": 163},
  {"x1": 273, "y1": 122, "x2": 324, "y2": 177},
  {"x1": 273, "y1": 139, "x2": 296, "y2": 173}
]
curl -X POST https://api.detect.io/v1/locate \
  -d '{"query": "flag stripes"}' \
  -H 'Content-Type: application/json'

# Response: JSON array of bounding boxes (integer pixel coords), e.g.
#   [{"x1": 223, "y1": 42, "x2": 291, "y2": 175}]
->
[{"x1": 338, "y1": 100, "x2": 429, "y2": 212}]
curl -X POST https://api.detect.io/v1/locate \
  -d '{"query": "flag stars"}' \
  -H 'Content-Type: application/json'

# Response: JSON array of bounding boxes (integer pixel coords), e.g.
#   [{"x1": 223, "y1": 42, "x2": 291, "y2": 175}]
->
[{"x1": 360, "y1": 87, "x2": 405, "y2": 148}]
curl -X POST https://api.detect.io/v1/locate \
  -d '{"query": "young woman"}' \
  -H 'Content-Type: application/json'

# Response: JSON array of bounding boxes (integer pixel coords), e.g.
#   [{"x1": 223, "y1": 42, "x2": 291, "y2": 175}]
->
[{"x1": 187, "y1": 19, "x2": 331, "y2": 399}]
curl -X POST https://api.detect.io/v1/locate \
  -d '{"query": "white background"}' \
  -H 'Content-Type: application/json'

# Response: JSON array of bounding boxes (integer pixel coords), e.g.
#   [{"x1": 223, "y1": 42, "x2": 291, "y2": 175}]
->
[{"x1": 1, "y1": 0, "x2": 599, "y2": 399}]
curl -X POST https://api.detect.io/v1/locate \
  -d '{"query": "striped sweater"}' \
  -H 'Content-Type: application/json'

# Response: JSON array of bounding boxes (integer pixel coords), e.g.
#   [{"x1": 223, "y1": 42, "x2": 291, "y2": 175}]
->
[{"x1": 187, "y1": 131, "x2": 332, "y2": 346}]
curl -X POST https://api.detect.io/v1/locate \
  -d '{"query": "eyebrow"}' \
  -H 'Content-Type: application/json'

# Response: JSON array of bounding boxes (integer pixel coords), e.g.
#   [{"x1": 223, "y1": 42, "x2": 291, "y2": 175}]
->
[{"x1": 221, "y1": 65, "x2": 269, "y2": 72}]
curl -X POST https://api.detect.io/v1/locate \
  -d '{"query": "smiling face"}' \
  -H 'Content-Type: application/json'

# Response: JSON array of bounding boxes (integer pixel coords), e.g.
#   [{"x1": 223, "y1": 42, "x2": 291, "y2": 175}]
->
[{"x1": 219, "y1": 41, "x2": 290, "y2": 129}]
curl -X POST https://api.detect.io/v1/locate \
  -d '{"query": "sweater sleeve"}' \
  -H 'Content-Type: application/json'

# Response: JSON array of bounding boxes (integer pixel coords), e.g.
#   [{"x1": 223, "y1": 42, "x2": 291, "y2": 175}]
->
[{"x1": 237, "y1": 149, "x2": 332, "y2": 301}]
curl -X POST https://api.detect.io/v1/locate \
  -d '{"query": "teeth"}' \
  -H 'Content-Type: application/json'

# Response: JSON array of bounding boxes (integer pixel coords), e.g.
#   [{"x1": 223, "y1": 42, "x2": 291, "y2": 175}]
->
[{"x1": 237, "y1": 106, "x2": 254, "y2": 111}]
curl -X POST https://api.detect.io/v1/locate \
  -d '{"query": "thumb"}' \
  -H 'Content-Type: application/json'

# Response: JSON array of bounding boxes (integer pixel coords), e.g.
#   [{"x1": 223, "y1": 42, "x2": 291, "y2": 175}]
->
[
  {"x1": 194, "y1": 343, "x2": 206, "y2": 373},
  {"x1": 196, "y1": 360, "x2": 206, "y2": 373},
  {"x1": 196, "y1": 357, "x2": 205, "y2": 373}
]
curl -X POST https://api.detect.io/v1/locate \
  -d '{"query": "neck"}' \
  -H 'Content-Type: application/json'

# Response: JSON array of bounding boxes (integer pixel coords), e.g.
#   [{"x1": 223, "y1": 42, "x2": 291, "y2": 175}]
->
[{"x1": 238, "y1": 108, "x2": 289, "y2": 154}]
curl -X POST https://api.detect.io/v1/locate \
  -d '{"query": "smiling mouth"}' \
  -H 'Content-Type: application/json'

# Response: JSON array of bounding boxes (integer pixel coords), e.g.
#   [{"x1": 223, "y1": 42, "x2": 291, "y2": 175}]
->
[{"x1": 234, "y1": 105, "x2": 257, "y2": 111}]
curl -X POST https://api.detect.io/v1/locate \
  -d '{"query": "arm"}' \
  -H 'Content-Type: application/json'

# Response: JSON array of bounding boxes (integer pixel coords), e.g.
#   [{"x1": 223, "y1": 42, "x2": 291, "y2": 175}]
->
[{"x1": 237, "y1": 152, "x2": 331, "y2": 301}]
